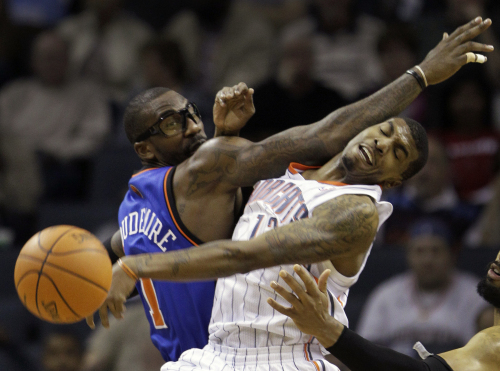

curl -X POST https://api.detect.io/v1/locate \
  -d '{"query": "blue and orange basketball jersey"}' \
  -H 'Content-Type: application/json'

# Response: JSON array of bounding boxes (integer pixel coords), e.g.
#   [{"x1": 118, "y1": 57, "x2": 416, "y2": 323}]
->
[{"x1": 118, "y1": 166, "x2": 215, "y2": 361}]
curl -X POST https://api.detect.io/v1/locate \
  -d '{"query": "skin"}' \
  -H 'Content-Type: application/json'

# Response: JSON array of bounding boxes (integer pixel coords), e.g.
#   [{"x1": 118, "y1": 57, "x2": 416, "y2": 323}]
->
[
  {"x1": 269, "y1": 257, "x2": 500, "y2": 371},
  {"x1": 105, "y1": 119, "x2": 417, "y2": 317},
  {"x1": 90, "y1": 17, "x2": 494, "y2": 327}
]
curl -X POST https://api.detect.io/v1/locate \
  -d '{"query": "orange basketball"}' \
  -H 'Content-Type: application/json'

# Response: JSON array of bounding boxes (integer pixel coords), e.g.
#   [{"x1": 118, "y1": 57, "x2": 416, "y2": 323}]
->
[{"x1": 14, "y1": 225, "x2": 112, "y2": 324}]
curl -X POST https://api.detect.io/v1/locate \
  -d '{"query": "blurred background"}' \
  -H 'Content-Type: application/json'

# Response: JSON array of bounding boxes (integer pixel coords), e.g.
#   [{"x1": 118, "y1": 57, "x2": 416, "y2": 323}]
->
[{"x1": 0, "y1": 0, "x2": 499, "y2": 370}]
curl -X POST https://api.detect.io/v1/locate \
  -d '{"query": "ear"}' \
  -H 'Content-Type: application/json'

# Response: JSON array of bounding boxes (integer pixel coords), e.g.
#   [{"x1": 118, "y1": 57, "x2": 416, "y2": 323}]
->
[
  {"x1": 134, "y1": 141, "x2": 155, "y2": 162},
  {"x1": 381, "y1": 179, "x2": 402, "y2": 189}
]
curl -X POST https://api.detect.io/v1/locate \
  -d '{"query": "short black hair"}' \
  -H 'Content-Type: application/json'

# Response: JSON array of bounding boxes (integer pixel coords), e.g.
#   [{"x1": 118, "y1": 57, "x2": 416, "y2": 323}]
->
[
  {"x1": 400, "y1": 117, "x2": 428, "y2": 181},
  {"x1": 123, "y1": 87, "x2": 171, "y2": 144}
]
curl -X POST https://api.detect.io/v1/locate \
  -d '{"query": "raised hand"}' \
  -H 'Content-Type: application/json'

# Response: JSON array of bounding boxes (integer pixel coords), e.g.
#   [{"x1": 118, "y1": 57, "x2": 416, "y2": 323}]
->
[
  {"x1": 85, "y1": 260, "x2": 137, "y2": 329},
  {"x1": 420, "y1": 17, "x2": 494, "y2": 85},
  {"x1": 213, "y1": 82, "x2": 255, "y2": 135},
  {"x1": 267, "y1": 265, "x2": 343, "y2": 348}
]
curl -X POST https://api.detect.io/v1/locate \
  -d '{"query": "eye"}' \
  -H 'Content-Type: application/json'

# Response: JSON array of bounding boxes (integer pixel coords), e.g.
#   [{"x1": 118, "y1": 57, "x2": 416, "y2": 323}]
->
[
  {"x1": 394, "y1": 149, "x2": 399, "y2": 160},
  {"x1": 380, "y1": 128, "x2": 389, "y2": 137}
]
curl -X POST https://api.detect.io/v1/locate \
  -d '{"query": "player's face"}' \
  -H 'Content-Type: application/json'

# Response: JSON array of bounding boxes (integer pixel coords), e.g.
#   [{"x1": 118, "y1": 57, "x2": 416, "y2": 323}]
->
[
  {"x1": 340, "y1": 118, "x2": 419, "y2": 187},
  {"x1": 477, "y1": 251, "x2": 500, "y2": 308},
  {"x1": 486, "y1": 251, "x2": 500, "y2": 288},
  {"x1": 145, "y1": 90, "x2": 207, "y2": 165}
]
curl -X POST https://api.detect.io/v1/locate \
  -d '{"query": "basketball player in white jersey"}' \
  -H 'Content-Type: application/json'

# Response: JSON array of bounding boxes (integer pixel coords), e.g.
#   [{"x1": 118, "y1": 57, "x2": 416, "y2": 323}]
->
[{"x1": 101, "y1": 115, "x2": 427, "y2": 371}]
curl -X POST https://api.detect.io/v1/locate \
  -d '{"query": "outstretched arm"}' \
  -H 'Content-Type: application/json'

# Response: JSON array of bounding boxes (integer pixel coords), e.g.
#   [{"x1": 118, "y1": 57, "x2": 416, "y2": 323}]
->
[
  {"x1": 268, "y1": 265, "x2": 432, "y2": 371},
  {"x1": 190, "y1": 17, "x2": 494, "y2": 189},
  {"x1": 87, "y1": 194, "x2": 378, "y2": 327}
]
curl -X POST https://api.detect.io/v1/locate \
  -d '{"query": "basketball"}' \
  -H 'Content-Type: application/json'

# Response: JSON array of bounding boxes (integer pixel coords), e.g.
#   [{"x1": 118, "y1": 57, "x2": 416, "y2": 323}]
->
[{"x1": 14, "y1": 225, "x2": 112, "y2": 324}]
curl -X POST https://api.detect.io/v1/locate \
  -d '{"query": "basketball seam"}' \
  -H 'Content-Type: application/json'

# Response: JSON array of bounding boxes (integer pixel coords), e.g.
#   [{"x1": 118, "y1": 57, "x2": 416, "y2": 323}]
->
[
  {"x1": 40, "y1": 272, "x2": 82, "y2": 319},
  {"x1": 35, "y1": 226, "x2": 75, "y2": 316},
  {"x1": 17, "y1": 254, "x2": 110, "y2": 293},
  {"x1": 26, "y1": 248, "x2": 108, "y2": 257}
]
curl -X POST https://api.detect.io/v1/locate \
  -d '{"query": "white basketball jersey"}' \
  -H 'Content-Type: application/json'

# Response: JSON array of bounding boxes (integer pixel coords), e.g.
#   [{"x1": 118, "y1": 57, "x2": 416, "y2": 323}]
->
[{"x1": 208, "y1": 163, "x2": 393, "y2": 350}]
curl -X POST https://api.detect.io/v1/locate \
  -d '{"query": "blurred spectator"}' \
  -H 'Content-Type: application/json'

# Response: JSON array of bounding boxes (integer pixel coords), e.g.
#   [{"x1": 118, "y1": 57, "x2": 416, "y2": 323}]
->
[
  {"x1": 357, "y1": 218, "x2": 485, "y2": 356},
  {"x1": 465, "y1": 173, "x2": 500, "y2": 247},
  {"x1": 281, "y1": 0, "x2": 385, "y2": 101},
  {"x1": 137, "y1": 37, "x2": 214, "y2": 138},
  {"x1": 0, "y1": 325, "x2": 36, "y2": 371},
  {"x1": 436, "y1": 73, "x2": 500, "y2": 204},
  {"x1": 241, "y1": 36, "x2": 347, "y2": 142},
  {"x1": 5, "y1": 0, "x2": 73, "y2": 27},
  {"x1": 0, "y1": 31, "x2": 111, "y2": 245},
  {"x1": 82, "y1": 300, "x2": 164, "y2": 371},
  {"x1": 237, "y1": 0, "x2": 307, "y2": 31},
  {"x1": 42, "y1": 331, "x2": 83, "y2": 371},
  {"x1": 163, "y1": 0, "x2": 274, "y2": 95},
  {"x1": 382, "y1": 136, "x2": 480, "y2": 247},
  {"x1": 57, "y1": 0, "x2": 153, "y2": 102},
  {"x1": 365, "y1": 22, "x2": 428, "y2": 124}
]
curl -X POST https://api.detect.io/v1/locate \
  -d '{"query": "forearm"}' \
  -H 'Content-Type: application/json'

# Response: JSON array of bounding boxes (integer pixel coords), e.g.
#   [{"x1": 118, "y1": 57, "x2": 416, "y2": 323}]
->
[
  {"x1": 326, "y1": 327, "x2": 429, "y2": 371},
  {"x1": 214, "y1": 126, "x2": 240, "y2": 138},
  {"x1": 314, "y1": 73, "x2": 422, "y2": 156},
  {"x1": 122, "y1": 196, "x2": 377, "y2": 282},
  {"x1": 229, "y1": 74, "x2": 421, "y2": 187}
]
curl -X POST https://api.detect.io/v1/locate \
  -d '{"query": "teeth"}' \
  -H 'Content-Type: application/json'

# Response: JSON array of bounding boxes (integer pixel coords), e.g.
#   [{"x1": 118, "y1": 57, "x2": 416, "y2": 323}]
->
[
  {"x1": 494, "y1": 268, "x2": 500, "y2": 275},
  {"x1": 361, "y1": 146, "x2": 373, "y2": 165}
]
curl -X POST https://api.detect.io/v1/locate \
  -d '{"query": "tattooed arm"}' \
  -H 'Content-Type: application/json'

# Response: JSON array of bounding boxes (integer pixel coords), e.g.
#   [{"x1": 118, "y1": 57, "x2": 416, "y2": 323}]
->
[
  {"x1": 130, "y1": 194, "x2": 378, "y2": 281},
  {"x1": 184, "y1": 17, "x2": 494, "y2": 188},
  {"x1": 89, "y1": 193, "x2": 378, "y2": 329}
]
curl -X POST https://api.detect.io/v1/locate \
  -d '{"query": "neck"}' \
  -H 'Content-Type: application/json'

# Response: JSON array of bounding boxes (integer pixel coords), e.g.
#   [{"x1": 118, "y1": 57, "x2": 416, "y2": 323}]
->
[{"x1": 301, "y1": 153, "x2": 346, "y2": 182}]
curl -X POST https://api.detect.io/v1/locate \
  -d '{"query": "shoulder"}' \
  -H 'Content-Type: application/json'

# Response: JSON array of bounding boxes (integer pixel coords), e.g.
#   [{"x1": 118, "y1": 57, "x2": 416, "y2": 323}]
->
[{"x1": 314, "y1": 193, "x2": 378, "y2": 220}]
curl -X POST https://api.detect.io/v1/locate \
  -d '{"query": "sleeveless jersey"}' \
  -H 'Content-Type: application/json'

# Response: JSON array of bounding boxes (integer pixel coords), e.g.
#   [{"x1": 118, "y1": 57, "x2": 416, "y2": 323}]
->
[
  {"x1": 208, "y1": 163, "x2": 393, "y2": 349},
  {"x1": 118, "y1": 166, "x2": 215, "y2": 362}
]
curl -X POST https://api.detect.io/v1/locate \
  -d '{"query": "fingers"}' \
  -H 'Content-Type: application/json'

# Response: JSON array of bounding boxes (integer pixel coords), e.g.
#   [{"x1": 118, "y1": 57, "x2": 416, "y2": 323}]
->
[
  {"x1": 215, "y1": 83, "x2": 253, "y2": 107},
  {"x1": 278, "y1": 269, "x2": 309, "y2": 303},
  {"x1": 454, "y1": 18, "x2": 492, "y2": 45},
  {"x1": 99, "y1": 304, "x2": 110, "y2": 328},
  {"x1": 448, "y1": 16, "x2": 483, "y2": 40},
  {"x1": 442, "y1": 32, "x2": 449, "y2": 40},
  {"x1": 464, "y1": 52, "x2": 487, "y2": 64},
  {"x1": 317, "y1": 269, "x2": 331, "y2": 294},
  {"x1": 270, "y1": 280, "x2": 302, "y2": 309},
  {"x1": 267, "y1": 297, "x2": 296, "y2": 316},
  {"x1": 459, "y1": 41, "x2": 494, "y2": 55},
  {"x1": 291, "y1": 265, "x2": 326, "y2": 299},
  {"x1": 86, "y1": 315, "x2": 95, "y2": 329}
]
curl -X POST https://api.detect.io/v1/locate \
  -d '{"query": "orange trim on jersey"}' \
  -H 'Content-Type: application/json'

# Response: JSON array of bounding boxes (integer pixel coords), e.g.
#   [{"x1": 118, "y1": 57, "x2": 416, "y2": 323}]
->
[
  {"x1": 131, "y1": 167, "x2": 157, "y2": 178},
  {"x1": 311, "y1": 361, "x2": 321, "y2": 371},
  {"x1": 289, "y1": 162, "x2": 348, "y2": 187},
  {"x1": 141, "y1": 278, "x2": 167, "y2": 328},
  {"x1": 288, "y1": 162, "x2": 321, "y2": 174},
  {"x1": 337, "y1": 295, "x2": 345, "y2": 307},
  {"x1": 303, "y1": 339, "x2": 321, "y2": 371},
  {"x1": 318, "y1": 180, "x2": 348, "y2": 186},
  {"x1": 163, "y1": 168, "x2": 199, "y2": 246},
  {"x1": 303, "y1": 343, "x2": 310, "y2": 361}
]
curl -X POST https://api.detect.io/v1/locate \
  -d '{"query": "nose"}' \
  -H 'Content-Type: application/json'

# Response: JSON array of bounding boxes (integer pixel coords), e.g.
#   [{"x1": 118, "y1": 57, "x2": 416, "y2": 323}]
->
[
  {"x1": 184, "y1": 115, "x2": 202, "y2": 136},
  {"x1": 374, "y1": 138, "x2": 389, "y2": 155}
]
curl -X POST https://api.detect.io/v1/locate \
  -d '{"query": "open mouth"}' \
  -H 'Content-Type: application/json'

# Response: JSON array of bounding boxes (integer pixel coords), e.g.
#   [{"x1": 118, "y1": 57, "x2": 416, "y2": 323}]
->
[
  {"x1": 488, "y1": 263, "x2": 500, "y2": 280},
  {"x1": 359, "y1": 145, "x2": 373, "y2": 166}
]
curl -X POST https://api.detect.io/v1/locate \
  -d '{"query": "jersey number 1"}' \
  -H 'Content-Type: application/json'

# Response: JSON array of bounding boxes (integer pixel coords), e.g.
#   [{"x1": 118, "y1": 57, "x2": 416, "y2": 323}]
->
[{"x1": 140, "y1": 278, "x2": 168, "y2": 329}]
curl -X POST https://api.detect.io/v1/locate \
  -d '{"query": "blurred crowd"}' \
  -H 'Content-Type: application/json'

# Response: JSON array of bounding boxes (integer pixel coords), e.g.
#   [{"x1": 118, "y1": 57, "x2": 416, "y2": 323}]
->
[{"x1": 0, "y1": 0, "x2": 500, "y2": 370}]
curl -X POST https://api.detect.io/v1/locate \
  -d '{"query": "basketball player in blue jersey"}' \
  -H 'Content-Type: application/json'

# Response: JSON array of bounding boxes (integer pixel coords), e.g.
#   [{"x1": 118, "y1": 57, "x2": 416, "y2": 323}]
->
[
  {"x1": 88, "y1": 17, "x2": 494, "y2": 364},
  {"x1": 267, "y1": 257, "x2": 500, "y2": 371}
]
